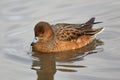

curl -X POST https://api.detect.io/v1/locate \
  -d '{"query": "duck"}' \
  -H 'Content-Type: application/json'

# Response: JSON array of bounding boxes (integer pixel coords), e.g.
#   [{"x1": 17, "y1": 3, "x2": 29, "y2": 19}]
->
[{"x1": 31, "y1": 17, "x2": 104, "y2": 53}]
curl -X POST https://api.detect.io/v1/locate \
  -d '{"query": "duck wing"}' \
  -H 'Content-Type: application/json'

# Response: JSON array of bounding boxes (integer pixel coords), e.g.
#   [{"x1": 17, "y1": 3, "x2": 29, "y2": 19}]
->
[{"x1": 55, "y1": 17, "x2": 103, "y2": 41}]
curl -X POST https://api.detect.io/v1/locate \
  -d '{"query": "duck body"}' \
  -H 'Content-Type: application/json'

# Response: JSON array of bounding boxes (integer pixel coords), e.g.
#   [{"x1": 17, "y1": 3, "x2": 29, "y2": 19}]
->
[{"x1": 31, "y1": 17, "x2": 104, "y2": 53}]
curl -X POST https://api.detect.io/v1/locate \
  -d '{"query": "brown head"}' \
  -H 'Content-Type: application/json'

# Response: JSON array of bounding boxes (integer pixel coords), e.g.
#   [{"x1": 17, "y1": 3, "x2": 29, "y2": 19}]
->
[{"x1": 31, "y1": 22, "x2": 54, "y2": 46}]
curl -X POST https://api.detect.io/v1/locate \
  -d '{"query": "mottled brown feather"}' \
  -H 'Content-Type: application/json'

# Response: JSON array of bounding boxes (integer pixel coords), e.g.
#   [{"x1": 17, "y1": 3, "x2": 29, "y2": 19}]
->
[{"x1": 31, "y1": 17, "x2": 104, "y2": 52}]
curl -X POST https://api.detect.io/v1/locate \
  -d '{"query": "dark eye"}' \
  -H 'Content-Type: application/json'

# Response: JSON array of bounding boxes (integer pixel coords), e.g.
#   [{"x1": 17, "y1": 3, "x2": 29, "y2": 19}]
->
[{"x1": 39, "y1": 27, "x2": 45, "y2": 34}]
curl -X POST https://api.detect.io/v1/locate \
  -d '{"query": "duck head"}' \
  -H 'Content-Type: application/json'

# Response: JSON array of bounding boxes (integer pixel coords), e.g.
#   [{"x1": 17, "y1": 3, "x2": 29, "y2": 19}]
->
[{"x1": 31, "y1": 22, "x2": 54, "y2": 46}]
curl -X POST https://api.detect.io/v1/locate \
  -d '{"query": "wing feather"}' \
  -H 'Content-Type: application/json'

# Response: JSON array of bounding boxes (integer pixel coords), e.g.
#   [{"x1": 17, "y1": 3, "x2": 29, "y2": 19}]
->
[{"x1": 55, "y1": 17, "x2": 103, "y2": 41}]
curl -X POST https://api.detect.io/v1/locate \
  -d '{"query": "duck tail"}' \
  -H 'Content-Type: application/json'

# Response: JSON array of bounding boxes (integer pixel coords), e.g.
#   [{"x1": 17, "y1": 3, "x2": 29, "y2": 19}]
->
[
  {"x1": 84, "y1": 28, "x2": 104, "y2": 36},
  {"x1": 93, "y1": 22, "x2": 103, "y2": 24},
  {"x1": 82, "y1": 17, "x2": 95, "y2": 29}
]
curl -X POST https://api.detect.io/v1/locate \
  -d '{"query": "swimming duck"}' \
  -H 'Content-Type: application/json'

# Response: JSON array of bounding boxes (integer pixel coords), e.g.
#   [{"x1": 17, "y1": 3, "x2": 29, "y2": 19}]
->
[{"x1": 31, "y1": 17, "x2": 104, "y2": 53}]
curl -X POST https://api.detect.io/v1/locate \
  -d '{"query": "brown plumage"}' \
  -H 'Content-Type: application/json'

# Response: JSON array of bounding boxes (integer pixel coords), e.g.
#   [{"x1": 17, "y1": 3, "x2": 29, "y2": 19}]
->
[{"x1": 31, "y1": 17, "x2": 104, "y2": 53}]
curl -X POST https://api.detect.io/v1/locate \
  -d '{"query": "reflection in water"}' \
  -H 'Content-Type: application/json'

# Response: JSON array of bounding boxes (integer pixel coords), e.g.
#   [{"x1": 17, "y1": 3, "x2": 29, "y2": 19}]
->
[
  {"x1": 31, "y1": 39, "x2": 103, "y2": 80},
  {"x1": 32, "y1": 53, "x2": 56, "y2": 80}
]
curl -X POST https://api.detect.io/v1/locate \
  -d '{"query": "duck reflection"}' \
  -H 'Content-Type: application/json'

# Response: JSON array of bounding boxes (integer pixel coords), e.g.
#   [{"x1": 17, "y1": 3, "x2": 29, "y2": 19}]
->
[
  {"x1": 32, "y1": 53, "x2": 56, "y2": 80},
  {"x1": 31, "y1": 39, "x2": 103, "y2": 80}
]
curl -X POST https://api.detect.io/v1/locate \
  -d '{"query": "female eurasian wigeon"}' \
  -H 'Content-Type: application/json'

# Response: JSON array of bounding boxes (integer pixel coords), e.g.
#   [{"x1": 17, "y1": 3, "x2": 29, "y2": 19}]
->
[{"x1": 31, "y1": 17, "x2": 104, "y2": 53}]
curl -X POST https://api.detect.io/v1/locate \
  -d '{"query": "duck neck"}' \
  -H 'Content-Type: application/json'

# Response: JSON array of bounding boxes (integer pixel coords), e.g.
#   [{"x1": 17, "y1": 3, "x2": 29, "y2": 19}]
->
[{"x1": 44, "y1": 26, "x2": 54, "y2": 42}]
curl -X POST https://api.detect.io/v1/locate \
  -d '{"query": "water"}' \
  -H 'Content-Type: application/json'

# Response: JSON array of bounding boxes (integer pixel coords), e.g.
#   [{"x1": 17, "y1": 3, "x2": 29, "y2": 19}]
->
[{"x1": 0, "y1": 0, "x2": 120, "y2": 80}]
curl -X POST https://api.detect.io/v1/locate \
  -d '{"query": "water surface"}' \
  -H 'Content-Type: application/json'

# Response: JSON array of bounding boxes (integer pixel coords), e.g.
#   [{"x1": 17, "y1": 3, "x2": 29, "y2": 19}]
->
[{"x1": 0, "y1": 0, "x2": 120, "y2": 80}]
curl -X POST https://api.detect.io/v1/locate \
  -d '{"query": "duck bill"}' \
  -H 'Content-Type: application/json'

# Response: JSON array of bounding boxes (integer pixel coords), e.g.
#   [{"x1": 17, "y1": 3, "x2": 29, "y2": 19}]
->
[{"x1": 31, "y1": 37, "x2": 39, "y2": 46}]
